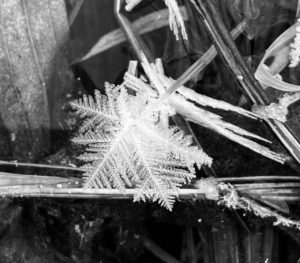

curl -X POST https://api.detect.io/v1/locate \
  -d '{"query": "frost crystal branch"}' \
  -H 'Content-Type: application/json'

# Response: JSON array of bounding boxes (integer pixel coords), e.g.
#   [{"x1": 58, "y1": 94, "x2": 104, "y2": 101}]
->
[{"x1": 71, "y1": 84, "x2": 212, "y2": 210}]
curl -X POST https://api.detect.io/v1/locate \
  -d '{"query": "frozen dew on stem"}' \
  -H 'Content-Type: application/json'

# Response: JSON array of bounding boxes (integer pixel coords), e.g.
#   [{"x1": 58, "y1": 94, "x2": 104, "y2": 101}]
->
[{"x1": 252, "y1": 92, "x2": 300, "y2": 122}]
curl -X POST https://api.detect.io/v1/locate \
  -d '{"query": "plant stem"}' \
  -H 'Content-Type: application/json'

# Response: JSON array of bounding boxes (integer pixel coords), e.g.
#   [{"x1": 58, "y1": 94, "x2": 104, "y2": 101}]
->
[
  {"x1": 192, "y1": 0, "x2": 300, "y2": 169},
  {"x1": 1, "y1": 178, "x2": 299, "y2": 200},
  {"x1": 0, "y1": 160, "x2": 85, "y2": 172},
  {"x1": 0, "y1": 187, "x2": 208, "y2": 199}
]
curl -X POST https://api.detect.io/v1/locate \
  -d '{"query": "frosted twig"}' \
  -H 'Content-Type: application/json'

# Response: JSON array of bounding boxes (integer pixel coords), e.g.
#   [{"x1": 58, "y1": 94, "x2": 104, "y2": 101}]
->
[
  {"x1": 123, "y1": 70, "x2": 285, "y2": 164},
  {"x1": 218, "y1": 183, "x2": 300, "y2": 230},
  {"x1": 162, "y1": 76, "x2": 259, "y2": 119}
]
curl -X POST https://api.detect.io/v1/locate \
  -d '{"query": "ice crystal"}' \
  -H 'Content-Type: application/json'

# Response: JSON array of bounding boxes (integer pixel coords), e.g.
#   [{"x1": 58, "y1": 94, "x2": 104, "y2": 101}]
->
[
  {"x1": 71, "y1": 84, "x2": 212, "y2": 210},
  {"x1": 195, "y1": 178, "x2": 219, "y2": 200}
]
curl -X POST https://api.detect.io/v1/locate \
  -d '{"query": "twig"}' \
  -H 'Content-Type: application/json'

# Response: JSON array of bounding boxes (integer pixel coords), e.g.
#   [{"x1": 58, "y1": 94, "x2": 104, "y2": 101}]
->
[
  {"x1": 216, "y1": 175, "x2": 300, "y2": 182},
  {"x1": 0, "y1": 187, "x2": 208, "y2": 199},
  {"x1": 192, "y1": 0, "x2": 300, "y2": 169},
  {"x1": 0, "y1": 160, "x2": 85, "y2": 172}
]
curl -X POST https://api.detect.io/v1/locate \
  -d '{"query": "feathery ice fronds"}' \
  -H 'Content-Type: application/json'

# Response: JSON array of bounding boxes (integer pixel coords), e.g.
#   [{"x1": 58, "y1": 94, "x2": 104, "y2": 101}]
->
[
  {"x1": 71, "y1": 84, "x2": 212, "y2": 210},
  {"x1": 125, "y1": 0, "x2": 187, "y2": 40}
]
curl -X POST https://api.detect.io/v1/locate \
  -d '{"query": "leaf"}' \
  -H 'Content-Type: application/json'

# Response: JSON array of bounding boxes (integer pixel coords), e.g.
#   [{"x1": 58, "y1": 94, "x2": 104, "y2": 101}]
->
[
  {"x1": 76, "y1": 7, "x2": 188, "y2": 63},
  {"x1": 0, "y1": 0, "x2": 70, "y2": 160},
  {"x1": 255, "y1": 21, "x2": 300, "y2": 92}
]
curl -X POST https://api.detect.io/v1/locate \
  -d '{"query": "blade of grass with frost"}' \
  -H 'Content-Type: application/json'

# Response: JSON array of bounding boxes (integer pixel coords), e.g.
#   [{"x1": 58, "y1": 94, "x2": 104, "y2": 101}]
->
[
  {"x1": 219, "y1": 183, "x2": 300, "y2": 230},
  {"x1": 170, "y1": 95, "x2": 285, "y2": 163},
  {"x1": 146, "y1": 73, "x2": 259, "y2": 120}
]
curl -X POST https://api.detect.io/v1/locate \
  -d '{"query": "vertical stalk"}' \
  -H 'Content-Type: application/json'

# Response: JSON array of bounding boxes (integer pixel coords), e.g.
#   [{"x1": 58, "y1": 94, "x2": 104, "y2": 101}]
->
[{"x1": 193, "y1": 0, "x2": 300, "y2": 169}]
